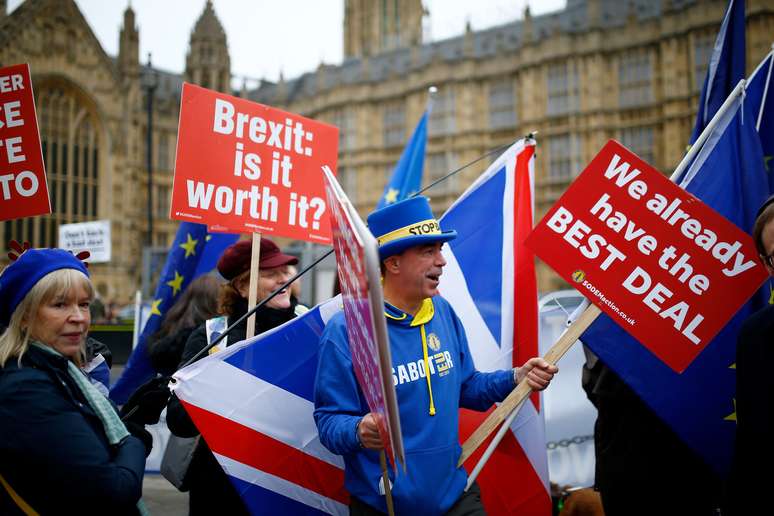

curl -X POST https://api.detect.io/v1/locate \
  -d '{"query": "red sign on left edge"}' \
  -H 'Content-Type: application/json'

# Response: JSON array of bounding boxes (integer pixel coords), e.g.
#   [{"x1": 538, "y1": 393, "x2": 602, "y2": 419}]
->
[{"x1": 0, "y1": 64, "x2": 50, "y2": 222}]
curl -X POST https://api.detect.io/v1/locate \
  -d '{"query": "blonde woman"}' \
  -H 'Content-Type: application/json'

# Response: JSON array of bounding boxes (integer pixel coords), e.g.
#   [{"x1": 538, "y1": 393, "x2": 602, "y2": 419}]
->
[{"x1": 0, "y1": 248, "x2": 148, "y2": 515}]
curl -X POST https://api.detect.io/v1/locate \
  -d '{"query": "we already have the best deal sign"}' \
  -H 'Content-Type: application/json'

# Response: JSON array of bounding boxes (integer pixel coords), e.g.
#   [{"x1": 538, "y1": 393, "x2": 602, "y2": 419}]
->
[
  {"x1": 171, "y1": 83, "x2": 338, "y2": 243},
  {"x1": 527, "y1": 140, "x2": 768, "y2": 373}
]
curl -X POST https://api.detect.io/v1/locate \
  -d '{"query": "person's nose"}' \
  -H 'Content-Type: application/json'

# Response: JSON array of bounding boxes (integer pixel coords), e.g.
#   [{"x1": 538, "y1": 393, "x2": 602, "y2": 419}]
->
[
  {"x1": 68, "y1": 304, "x2": 88, "y2": 323},
  {"x1": 434, "y1": 249, "x2": 447, "y2": 267}
]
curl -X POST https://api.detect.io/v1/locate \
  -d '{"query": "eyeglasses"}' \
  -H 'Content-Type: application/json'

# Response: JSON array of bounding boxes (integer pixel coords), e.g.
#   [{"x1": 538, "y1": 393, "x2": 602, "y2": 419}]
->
[{"x1": 761, "y1": 252, "x2": 774, "y2": 268}]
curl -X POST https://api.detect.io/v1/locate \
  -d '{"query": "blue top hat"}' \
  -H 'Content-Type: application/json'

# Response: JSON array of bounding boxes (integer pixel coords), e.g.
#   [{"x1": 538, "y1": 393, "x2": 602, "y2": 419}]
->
[{"x1": 367, "y1": 196, "x2": 457, "y2": 259}]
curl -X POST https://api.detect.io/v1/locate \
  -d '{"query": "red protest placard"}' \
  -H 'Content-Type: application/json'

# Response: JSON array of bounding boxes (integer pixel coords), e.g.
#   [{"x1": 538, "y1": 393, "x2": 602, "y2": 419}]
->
[
  {"x1": 322, "y1": 166, "x2": 405, "y2": 471},
  {"x1": 526, "y1": 140, "x2": 768, "y2": 372},
  {"x1": 0, "y1": 64, "x2": 49, "y2": 221},
  {"x1": 171, "y1": 83, "x2": 338, "y2": 244}
]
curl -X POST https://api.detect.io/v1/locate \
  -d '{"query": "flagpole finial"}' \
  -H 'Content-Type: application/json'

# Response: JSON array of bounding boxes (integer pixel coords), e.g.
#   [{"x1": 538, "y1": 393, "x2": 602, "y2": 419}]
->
[{"x1": 427, "y1": 86, "x2": 438, "y2": 114}]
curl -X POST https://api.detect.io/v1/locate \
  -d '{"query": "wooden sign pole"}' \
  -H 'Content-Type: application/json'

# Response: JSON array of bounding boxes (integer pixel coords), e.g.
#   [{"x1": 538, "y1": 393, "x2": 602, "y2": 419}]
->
[
  {"x1": 246, "y1": 232, "x2": 262, "y2": 339},
  {"x1": 458, "y1": 304, "x2": 602, "y2": 467},
  {"x1": 379, "y1": 450, "x2": 395, "y2": 516}
]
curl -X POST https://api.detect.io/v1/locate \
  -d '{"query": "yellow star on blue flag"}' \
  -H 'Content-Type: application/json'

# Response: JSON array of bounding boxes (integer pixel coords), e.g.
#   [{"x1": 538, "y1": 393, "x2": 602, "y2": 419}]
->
[
  {"x1": 377, "y1": 110, "x2": 428, "y2": 210},
  {"x1": 166, "y1": 271, "x2": 185, "y2": 296},
  {"x1": 150, "y1": 299, "x2": 163, "y2": 317},
  {"x1": 110, "y1": 222, "x2": 238, "y2": 405},
  {"x1": 180, "y1": 233, "x2": 199, "y2": 258},
  {"x1": 724, "y1": 399, "x2": 736, "y2": 422},
  {"x1": 384, "y1": 188, "x2": 399, "y2": 204}
]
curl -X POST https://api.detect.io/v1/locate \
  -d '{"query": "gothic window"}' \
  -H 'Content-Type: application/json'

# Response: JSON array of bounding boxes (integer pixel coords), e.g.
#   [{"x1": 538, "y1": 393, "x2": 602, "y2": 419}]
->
[
  {"x1": 489, "y1": 78, "x2": 517, "y2": 129},
  {"x1": 332, "y1": 109, "x2": 357, "y2": 151},
  {"x1": 620, "y1": 126, "x2": 655, "y2": 165},
  {"x1": 429, "y1": 88, "x2": 456, "y2": 136},
  {"x1": 619, "y1": 51, "x2": 653, "y2": 108},
  {"x1": 338, "y1": 166, "x2": 357, "y2": 204},
  {"x1": 383, "y1": 100, "x2": 405, "y2": 147},
  {"x1": 1, "y1": 82, "x2": 101, "y2": 248},
  {"x1": 547, "y1": 61, "x2": 580, "y2": 116},
  {"x1": 547, "y1": 133, "x2": 581, "y2": 182},
  {"x1": 426, "y1": 151, "x2": 459, "y2": 195},
  {"x1": 155, "y1": 184, "x2": 171, "y2": 219},
  {"x1": 158, "y1": 131, "x2": 169, "y2": 170},
  {"x1": 381, "y1": 0, "x2": 389, "y2": 48}
]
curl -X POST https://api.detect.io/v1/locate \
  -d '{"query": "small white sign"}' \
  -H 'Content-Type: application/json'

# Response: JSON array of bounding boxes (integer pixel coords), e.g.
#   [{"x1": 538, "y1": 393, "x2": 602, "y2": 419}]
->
[{"x1": 58, "y1": 220, "x2": 111, "y2": 263}]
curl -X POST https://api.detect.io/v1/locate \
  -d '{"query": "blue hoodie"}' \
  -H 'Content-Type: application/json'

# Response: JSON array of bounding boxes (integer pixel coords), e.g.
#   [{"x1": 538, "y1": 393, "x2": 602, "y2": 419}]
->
[{"x1": 314, "y1": 295, "x2": 514, "y2": 515}]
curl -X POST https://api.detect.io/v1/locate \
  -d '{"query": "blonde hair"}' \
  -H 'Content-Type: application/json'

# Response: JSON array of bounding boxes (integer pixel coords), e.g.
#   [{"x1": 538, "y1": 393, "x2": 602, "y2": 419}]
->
[{"x1": 0, "y1": 268, "x2": 93, "y2": 367}]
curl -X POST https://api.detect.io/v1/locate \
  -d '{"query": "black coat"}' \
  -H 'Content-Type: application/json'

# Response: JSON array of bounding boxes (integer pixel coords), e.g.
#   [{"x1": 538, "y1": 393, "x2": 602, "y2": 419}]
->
[
  {"x1": 728, "y1": 304, "x2": 774, "y2": 514},
  {"x1": 582, "y1": 354, "x2": 721, "y2": 516},
  {"x1": 0, "y1": 345, "x2": 145, "y2": 515},
  {"x1": 166, "y1": 299, "x2": 299, "y2": 515},
  {"x1": 147, "y1": 326, "x2": 196, "y2": 376}
]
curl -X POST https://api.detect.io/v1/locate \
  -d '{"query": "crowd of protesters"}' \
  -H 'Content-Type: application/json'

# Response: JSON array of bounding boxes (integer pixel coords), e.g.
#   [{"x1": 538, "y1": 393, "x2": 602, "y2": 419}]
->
[{"x1": 1, "y1": 192, "x2": 772, "y2": 514}]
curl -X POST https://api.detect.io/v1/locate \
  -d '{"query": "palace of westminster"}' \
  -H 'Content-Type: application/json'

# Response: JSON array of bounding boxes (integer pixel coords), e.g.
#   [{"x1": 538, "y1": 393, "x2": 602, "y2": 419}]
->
[{"x1": 0, "y1": 0, "x2": 772, "y2": 299}]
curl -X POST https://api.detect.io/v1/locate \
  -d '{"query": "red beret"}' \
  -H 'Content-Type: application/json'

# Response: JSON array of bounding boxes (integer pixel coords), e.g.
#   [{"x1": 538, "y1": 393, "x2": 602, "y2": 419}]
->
[{"x1": 216, "y1": 238, "x2": 298, "y2": 280}]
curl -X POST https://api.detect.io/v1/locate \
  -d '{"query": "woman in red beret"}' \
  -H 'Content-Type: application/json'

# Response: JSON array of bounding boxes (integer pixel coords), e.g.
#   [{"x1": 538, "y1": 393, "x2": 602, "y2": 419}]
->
[{"x1": 165, "y1": 237, "x2": 303, "y2": 515}]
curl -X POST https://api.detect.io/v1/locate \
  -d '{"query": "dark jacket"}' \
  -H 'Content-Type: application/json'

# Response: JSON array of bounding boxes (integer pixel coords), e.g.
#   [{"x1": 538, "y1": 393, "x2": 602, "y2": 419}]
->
[
  {"x1": 85, "y1": 336, "x2": 113, "y2": 368},
  {"x1": 0, "y1": 345, "x2": 145, "y2": 515},
  {"x1": 166, "y1": 298, "x2": 299, "y2": 516},
  {"x1": 582, "y1": 353, "x2": 721, "y2": 516},
  {"x1": 728, "y1": 304, "x2": 774, "y2": 514},
  {"x1": 147, "y1": 326, "x2": 196, "y2": 376}
]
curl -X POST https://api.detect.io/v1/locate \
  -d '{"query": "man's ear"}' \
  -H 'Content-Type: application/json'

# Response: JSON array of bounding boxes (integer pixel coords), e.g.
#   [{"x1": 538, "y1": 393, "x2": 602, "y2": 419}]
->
[{"x1": 384, "y1": 255, "x2": 400, "y2": 274}]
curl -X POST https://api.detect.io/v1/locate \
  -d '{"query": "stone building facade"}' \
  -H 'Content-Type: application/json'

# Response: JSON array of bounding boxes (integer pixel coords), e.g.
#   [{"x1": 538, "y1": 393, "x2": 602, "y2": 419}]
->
[{"x1": 0, "y1": 0, "x2": 772, "y2": 298}]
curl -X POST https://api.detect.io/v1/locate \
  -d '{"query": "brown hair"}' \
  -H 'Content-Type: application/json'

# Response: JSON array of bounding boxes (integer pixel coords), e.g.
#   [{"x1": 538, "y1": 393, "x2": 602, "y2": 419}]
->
[
  {"x1": 218, "y1": 268, "x2": 253, "y2": 317},
  {"x1": 155, "y1": 275, "x2": 220, "y2": 339},
  {"x1": 217, "y1": 281, "x2": 243, "y2": 317},
  {"x1": 753, "y1": 201, "x2": 774, "y2": 257}
]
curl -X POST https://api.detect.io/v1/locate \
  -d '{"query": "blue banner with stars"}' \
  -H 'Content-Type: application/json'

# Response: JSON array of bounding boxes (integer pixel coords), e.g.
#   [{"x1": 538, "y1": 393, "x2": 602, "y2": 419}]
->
[
  {"x1": 688, "y1": 0, "x2": 745, "y2": 145},
  {"x1": 747, "y1": 49, "x2": 774, "y2": 199},
  {"x1": 377, "y1": 110, "x2": 428, "y2": 209},
  {"x1": 109, "y1": 223, "x2": 238, "y2": 404},
  {"x1": 581, "y1": 58, "x2": 774, "y2": 476}
]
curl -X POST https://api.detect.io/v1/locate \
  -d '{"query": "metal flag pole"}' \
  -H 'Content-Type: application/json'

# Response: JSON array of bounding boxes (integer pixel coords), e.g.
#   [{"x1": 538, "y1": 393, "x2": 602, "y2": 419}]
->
[{"x1": 754, "y1": 45, "x2": 773, "y2": 132}]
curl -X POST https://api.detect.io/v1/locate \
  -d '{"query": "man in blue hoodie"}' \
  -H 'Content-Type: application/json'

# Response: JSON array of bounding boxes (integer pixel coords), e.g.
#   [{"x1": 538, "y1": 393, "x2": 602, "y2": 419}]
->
[{"x1": 314, "y1": 196, "x2": 558, "y2": 515}]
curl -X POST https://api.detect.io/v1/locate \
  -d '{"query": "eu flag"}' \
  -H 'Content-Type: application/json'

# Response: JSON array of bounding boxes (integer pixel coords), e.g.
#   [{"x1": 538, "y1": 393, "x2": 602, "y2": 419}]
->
[
  {"x1": 109, "y1": 223, "x2": 238, "y2": 404},
  {"x1": 377, "y1": 111, "x2": 428, "y2": 209},
  {"x1": 581, "y1": 88, "x2": 771, "y2": 475},
  {"x1": 747, "y1": 49, "x2": 774, "y2": 193},
  {"x1": 689, "y1": 0, "x2": 745, "y2": 145}
]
